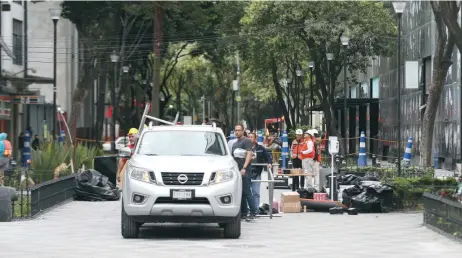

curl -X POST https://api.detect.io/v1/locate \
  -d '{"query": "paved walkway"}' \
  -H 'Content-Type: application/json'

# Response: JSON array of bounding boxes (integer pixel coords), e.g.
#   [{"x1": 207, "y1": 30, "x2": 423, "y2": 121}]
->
[{"x1": 0, "y1": 191, "x2": 461, "y2": 258}]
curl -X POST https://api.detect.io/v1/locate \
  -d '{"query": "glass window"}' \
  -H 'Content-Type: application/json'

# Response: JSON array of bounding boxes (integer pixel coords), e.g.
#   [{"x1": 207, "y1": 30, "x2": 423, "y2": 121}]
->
[
  {"x1": 137, "y1": 131, "x2": 227, "y2": 156},
  {"x1": 372, "y1": 77, "x2": 380, "y2": 98},
  {"x1": 12, "y1": 19, "x2": 23, "y2": 65}
]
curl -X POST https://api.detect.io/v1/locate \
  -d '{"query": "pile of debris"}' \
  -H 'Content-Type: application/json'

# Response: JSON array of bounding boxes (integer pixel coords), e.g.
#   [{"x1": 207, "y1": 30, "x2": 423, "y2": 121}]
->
[{"x1": 338, "y1": 174, "x2": 393, "y2": 213}]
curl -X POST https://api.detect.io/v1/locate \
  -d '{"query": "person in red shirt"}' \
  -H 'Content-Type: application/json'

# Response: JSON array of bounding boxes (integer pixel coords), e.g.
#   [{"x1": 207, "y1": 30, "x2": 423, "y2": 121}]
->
[{"x1": 117, "y1": 128, "x2": 138, "y2": 188}]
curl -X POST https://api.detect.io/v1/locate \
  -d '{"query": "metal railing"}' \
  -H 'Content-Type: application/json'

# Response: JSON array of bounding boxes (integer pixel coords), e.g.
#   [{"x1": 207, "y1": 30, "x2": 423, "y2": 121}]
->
[
  {"x1": 423, "y1": 192, "x2": 462, "y2": 241},
  {"x1": 251, "y1": 163, "x2": 285, "y2": 219},
  {"x1": 30, "y1": 174, "x2": 76, "y2": 217}
]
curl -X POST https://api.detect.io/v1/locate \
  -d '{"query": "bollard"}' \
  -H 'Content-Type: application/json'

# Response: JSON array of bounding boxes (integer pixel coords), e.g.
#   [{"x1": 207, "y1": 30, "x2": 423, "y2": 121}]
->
[
  {"x1": 22, "y1": 130, "x2": 31, "y2": 168},
  {"x1": 357, "y1": 131, "x2": 367, "y2": 167},
  {"x1": 328, "y1": 175, "x2": 338, "y2": 201},
  {"x1": 59, "y1": 130, "x2": 65, "y2": 145},
  {"x1": 257, "y1": 130, "x2": 263, "y2": 146},
  {"x1": 402, "y1": 137, "x2": 413, "y2": 167},
  {"x1": 281, "y1": 131, "x2": 288, "y2": 169},
  {"x1": 0, "y1": 187, "x2": 13, "y2": 222}
]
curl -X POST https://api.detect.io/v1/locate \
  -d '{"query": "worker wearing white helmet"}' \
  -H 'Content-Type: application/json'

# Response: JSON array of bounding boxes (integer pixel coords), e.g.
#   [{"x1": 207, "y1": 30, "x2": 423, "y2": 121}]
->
[
  {"x1": 290, "y1": 129, "x2": 305, "y2": 191},
  {"x1": 300, "y1": 129, "x2": 315, "y2": 187}
]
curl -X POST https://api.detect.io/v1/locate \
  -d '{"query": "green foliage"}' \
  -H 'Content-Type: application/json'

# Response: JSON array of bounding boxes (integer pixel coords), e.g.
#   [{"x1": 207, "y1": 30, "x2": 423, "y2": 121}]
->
[
  {"x1": 240, "y1": 1, "x2": 396, "y2": 130},
  {"x1": 388, "y1": 176, "x2": 457, "y2": 210},
  {"x1": 342, "y1": 165, "x2": 435, "y2": 180},
  {"x1": 31, "y1": 142, "x2": 102, "y2": 182}
]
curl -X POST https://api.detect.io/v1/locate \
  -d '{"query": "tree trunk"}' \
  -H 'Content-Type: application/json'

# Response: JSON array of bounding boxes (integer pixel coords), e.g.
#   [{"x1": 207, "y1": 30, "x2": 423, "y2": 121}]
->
[
  {"x1": 96, "y1": 67, "x2": 107, "y2": 141},
  {"x1": 421, "y1": 2, "x2": 456, "y2": 166},
  {"x1": 150, "y1": 2, "x2": 164, "y2": 120},
  {"x1": 270, "y1": 56, "x2": 293, "y2": 129}
]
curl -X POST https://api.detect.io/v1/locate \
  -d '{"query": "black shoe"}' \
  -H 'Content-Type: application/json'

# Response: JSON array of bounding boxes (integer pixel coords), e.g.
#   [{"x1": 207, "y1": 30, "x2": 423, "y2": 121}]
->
[
  {"x1": 241, "y1": 214, "x2": 247, "y2": 220},
  {"x1": 247, "y1": 214, "x2": 256, "y2": 221}
]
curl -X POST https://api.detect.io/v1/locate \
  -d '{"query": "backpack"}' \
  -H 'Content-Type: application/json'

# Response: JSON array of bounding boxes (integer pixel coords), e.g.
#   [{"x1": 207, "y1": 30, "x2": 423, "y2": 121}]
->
[{"x1": 3, "y1": 139, "x2": 12, "y2": 157}]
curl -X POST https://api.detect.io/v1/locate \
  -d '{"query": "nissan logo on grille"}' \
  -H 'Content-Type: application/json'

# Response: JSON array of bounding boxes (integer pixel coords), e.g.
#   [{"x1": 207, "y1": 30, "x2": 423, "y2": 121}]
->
[{"x1": 177, "y1": 174, "x2": 188, "y2": 184}]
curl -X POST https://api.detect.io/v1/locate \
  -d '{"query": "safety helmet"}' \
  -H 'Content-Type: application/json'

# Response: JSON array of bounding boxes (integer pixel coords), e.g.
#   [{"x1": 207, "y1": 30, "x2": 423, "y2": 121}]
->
[
  {"x1": 128, "y1": 128, "x2": 139, "y2": 136},
  {"x1": 311, "y1": 129, "x2": 319, "y2": 135},
  {"x1": 295, "y1": 129, "x2": 303, "y2": 135},
  {"x1": 306, "y1": 130, "x2": 314, "y2": 136}
]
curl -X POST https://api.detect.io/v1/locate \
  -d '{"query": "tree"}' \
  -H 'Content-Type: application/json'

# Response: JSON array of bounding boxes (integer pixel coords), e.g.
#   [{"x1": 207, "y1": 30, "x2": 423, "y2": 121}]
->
[
  {"x1": 241, "y1": 1, "x2": 396, "y2": 136},
  {"x1": 61, "y1": 1, "x2": 149, "y2": 138},
  {"x1": 420, "y1": 2, "x2": 457, "y2": 166}
]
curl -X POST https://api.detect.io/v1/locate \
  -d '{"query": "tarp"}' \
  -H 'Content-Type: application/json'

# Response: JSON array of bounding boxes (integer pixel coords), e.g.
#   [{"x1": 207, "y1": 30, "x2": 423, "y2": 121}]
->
[{"x1": 74, "y1": 169, "x2": 120, "y2": 201}]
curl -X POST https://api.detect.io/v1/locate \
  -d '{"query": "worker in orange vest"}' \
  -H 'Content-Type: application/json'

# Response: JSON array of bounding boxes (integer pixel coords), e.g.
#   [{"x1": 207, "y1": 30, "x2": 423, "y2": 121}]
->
[
  {"x1": 290, "y1": 129, "x2": 304, "y2": 191},
  {"x1": 300, "y1": 130, "x2": 315, "y2": 189},
  {"x1": 117, "y1": 128, "x2": 139, "y2": 189}
]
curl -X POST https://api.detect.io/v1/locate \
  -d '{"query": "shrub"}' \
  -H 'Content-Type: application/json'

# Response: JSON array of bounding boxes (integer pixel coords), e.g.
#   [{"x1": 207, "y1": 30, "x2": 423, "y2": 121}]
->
[
  {"x1": 387, "y1": 176, "x2": 457, "y2": 210},
  {"x1": 30, "y1": 142, "x2": 103, "y2": 182}
]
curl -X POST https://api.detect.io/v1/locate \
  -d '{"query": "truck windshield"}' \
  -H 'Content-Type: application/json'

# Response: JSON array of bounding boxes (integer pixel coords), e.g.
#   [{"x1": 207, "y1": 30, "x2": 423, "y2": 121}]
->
[{"x1": 137, "y1": 131, "x2": 228, "y2": 156}]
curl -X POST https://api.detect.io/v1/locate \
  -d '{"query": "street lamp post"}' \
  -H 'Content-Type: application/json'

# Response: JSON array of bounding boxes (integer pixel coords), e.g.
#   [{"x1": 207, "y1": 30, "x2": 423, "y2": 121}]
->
[
  {"x1": 326, "y1": 52, "x2": 334, "y2": 103},
  {"x1": 393, "y1": 1, "x2": 406, "y2": 177},
  {"x1": 341, "y1": 32, "x2": 350, "y2": 157},
  {"x1": 110, "y1": 51, "x2": 119, "y2": 152},
  {"x1": 122, "y1": 65, "x2": 129, "y2": 135},
  {"x1": 308, "y1": 61, "x2": 314, "y2": 128},
  {"x1": 296, "y1": 64, "x2": 302, "y2": 125},
  {"x1": 49, "y1": 8, "x2": 61, "y2": 140}
]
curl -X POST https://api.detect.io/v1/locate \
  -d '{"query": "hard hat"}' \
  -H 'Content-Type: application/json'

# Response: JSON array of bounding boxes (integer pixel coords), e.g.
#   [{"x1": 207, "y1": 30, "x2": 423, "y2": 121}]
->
[
  {"x1": 295, "y1": 129, "x2": 303, "y2": 135},
  {"x1": 306, "y1": 129, "x2": 314, "y2": 136},
  {"x1": 311, "y1": 129, "x2": 319, "y2": 135},
  {"x1": 128, "y1": 128, "x2": 139, "y2": 136}
]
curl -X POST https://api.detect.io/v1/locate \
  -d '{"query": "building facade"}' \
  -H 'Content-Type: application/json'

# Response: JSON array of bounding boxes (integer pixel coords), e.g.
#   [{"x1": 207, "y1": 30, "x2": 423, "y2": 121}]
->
[
  {"x1": 338, "y1": 1, "x2": 460, "y2": 169},
  {"x1": 0, "y1": 0, "x2": 79, "y2": 149}
]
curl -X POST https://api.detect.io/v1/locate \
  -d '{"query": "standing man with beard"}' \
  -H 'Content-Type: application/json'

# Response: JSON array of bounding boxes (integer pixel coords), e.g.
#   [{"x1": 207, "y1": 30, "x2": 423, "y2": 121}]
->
[{"x1": 229, "y1": 124, "x2": 257, "y2": 221}]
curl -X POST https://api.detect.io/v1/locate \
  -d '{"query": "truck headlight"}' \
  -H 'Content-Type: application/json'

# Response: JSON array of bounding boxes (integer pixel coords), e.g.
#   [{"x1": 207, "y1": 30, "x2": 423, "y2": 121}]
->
[
  {"x1": 210, "y1": 169, "x2": 235, "y2": 184},
  {"x1": 130, "y1": 166, "x2": 156, "y2": 184}
]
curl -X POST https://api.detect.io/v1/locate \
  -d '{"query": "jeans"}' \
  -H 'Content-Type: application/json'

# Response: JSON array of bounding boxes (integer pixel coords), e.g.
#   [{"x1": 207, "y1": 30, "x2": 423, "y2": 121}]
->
[
  {"x1": 251, "y1": 174, "x2": 261, "y2": 213},
  {"x1": 240, "y1": 166, "x2": 257, "y2": 216}
]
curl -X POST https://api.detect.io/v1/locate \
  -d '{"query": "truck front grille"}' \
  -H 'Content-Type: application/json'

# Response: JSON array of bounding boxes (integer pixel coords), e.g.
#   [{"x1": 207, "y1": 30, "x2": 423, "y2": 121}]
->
[{"x1": 161, "y1": 172, "x2": 204, "y2": 185}]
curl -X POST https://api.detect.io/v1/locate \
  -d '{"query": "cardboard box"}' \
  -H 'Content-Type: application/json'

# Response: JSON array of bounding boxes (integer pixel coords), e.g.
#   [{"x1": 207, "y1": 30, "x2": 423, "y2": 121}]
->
[
  {"x1": 281, "y1": 202, "x2": 301, "y2": 213},
  {"x1": 290, "y1": 169, "x2": 304, "y2": 175},
  {"x1": 281, "y1": 192, "x2": 300, "y2": 203}
]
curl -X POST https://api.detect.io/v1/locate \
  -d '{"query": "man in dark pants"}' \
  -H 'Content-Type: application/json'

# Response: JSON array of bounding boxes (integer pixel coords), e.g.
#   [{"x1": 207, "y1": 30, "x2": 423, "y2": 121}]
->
[
  {"x1": 290, "y1": 129, "x2": 304, "y2": 191},
  {"x1": 229, "y1": 124, "x2": 256, "y2": 221}
]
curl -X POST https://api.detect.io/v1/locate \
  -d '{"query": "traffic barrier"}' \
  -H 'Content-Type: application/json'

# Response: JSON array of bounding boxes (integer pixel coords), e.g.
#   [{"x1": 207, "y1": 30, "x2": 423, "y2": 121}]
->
[
  {"x1": 281, "y1": 131, "x2": 288, "y2": 169},
  {"x1": 402, "y1": 136, "x2": 413, "y2": 166},
  {"x1": 257, "y1": 130, "x2": 263, "y2": 145},
  {"x1": 59, "y1": 130, "x2": 65, "y2": 145},
  {"x1": 357, "y1": 131, "x2": 367, "y2": 167},
  {"x1": 229, "y1": 130, "x2": 235, "y2": 141},
  {"x1": 22, "y1": 130, "x2": 31, "y2": 167}
]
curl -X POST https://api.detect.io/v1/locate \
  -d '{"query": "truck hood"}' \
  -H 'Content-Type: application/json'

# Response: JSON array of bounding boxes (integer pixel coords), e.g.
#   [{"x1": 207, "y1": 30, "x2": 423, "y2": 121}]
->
[{"x1": 129, "y1": 155, "x2": 237, "y2": 172}]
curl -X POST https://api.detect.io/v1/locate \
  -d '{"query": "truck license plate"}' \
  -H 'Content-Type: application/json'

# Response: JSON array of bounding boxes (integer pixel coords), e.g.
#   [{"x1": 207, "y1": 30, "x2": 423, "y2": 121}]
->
[{"x1": 172, "y1": 190, "x2": 192, "y2": 200}]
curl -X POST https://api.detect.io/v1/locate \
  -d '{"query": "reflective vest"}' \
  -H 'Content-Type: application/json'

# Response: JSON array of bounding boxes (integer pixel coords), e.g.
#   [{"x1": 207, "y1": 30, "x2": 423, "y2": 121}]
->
[
  {"x1": 290, "y1": 139, "x2": 304, "y2": 159},
  {"x1": 300, "y1": 139, "x2": 315, "y2": 160}
]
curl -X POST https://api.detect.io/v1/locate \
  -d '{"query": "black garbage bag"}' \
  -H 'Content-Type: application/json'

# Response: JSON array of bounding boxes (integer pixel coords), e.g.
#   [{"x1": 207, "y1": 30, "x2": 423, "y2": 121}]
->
[
  {"x1": 74, "y1": 169, "x2": 120, "y2": 201},
  {"x1": 259, "y1": 203, "x2": 278, "y2": 215},
  {"x1": 338, "y1": 174, "x2": 363, "y2": 185},
  {"x1": 297, "y1": 187, "x2": 317, "y2": 199},
  {"x1": 341, "y1": 185, "x2": 363, "y2": 206},
  {"x1": 345, "y1": 184, "x2": 394, "y2": 213}
]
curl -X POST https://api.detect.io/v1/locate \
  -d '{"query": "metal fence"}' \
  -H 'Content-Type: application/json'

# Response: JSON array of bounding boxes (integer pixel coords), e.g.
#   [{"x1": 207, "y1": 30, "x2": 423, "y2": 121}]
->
[
  {"x1": 423, "y1": 192, "x2": 462, "y2": 241},
  {"x1": 4, "y1": 168, "x2": 76, "y2": 220}
]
